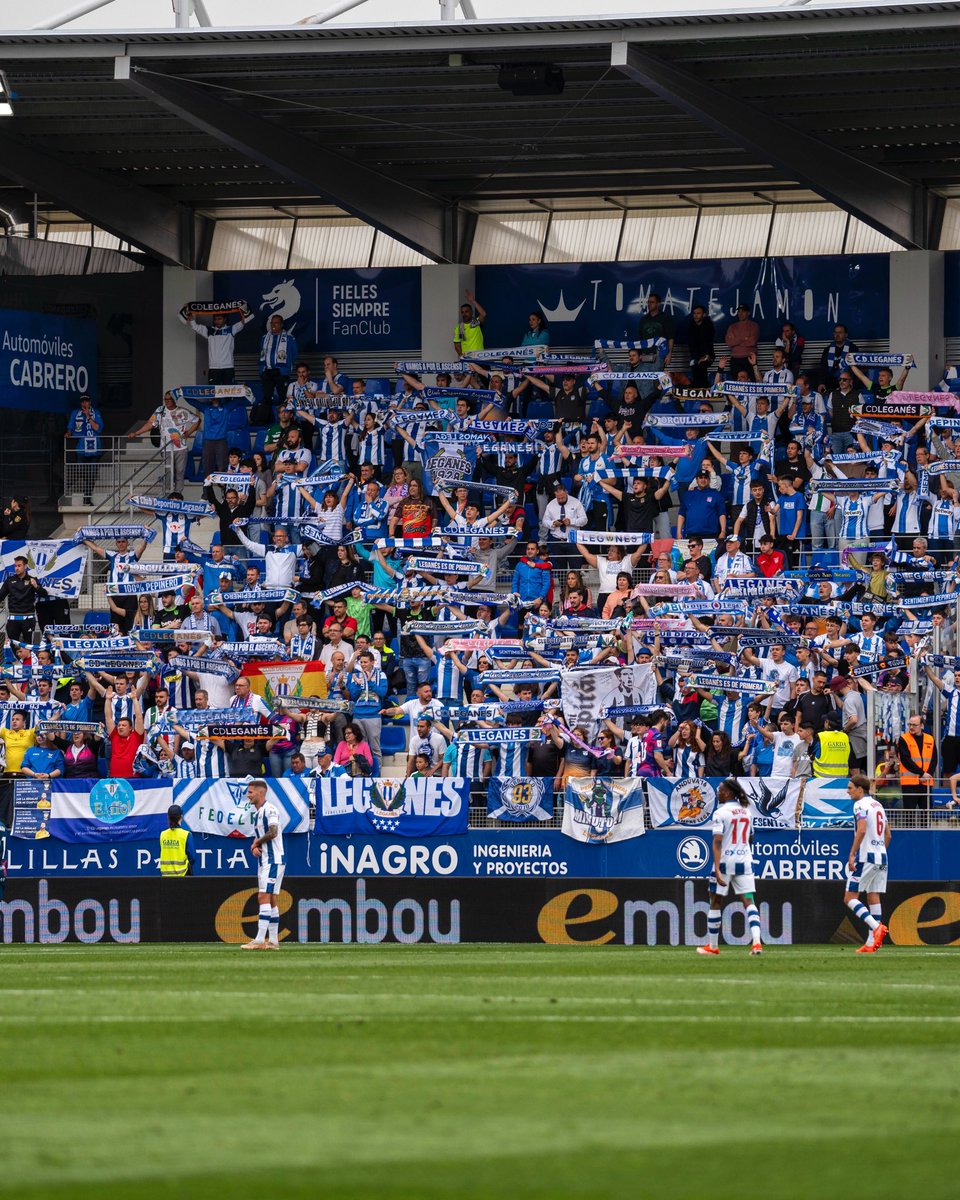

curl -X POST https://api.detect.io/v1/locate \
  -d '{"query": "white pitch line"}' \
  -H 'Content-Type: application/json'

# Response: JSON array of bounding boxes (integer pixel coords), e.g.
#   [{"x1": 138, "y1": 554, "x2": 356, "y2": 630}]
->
[{"x1": 0, "y1": 1012, "x2": 957, "y2": 1026}]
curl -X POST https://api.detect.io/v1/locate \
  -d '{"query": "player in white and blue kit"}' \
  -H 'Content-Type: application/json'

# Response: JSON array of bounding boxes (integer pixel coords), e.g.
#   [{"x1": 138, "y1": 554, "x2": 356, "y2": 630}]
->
[
  {"x1": 243, "y1": 779, "x2": 285, "y2": 950},
  {"x1": 698, "y1": 778, "x2": 763, "y2": 957},
  {"x1": 843, "y1": 775, "x2": 891, "y2": 954}
]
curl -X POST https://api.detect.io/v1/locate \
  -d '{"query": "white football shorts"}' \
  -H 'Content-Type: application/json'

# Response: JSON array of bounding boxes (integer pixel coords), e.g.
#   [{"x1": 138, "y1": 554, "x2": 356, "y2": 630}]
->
[
  {"x1": 710, "y1": 871, "x2": 756, "y2": 898},
  {"x1": 847, "y1": 862, "x2": 887, "y2": 895},
  {"x1": 257, "y1": 862, "x2": 285, "y2": 896}
]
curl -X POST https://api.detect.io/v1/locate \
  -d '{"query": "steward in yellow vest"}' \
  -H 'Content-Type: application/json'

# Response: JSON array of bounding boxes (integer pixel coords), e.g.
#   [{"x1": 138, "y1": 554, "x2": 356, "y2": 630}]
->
[
  {"x1": 159, "y1": 804, "x2": 195, "y2": 877},
  {"x1": 812, "y1": 717, "x2": 851, "y2": 778}
]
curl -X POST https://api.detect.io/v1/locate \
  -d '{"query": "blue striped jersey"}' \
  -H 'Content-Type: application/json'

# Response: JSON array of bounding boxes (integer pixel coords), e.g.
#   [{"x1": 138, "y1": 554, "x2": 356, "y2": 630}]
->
[
  {"x1": 497, "y1": 742, "x2": 527, "y2": 776},
  {"x1": 434, "y1": 651, "x2": 463, "y2": 704},
  {"x1": 673, "y1": 745, "x2": 704, "y2": 779},
  {"x1": 313, "y1": 419, "x2": 347, "y2": 463},
  {"x1": 194, "y1": 739, "x2": 227, "y2": 777},
  {"x1": 356, "y1": 428, "x2": 387, "y2": 466},
  {"x1": 254, "y1": 800, "x2": 285, "y2": 866}
]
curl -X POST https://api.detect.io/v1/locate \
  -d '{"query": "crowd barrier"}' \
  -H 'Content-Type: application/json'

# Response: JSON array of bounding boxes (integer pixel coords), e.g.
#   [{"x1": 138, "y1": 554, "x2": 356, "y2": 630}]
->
[
  {"x1": 0, "y1": 877, "x2": 957, "y2": 945},
  {"x1": 6, "y1": 774, "x2": 956, "y2": 845}
]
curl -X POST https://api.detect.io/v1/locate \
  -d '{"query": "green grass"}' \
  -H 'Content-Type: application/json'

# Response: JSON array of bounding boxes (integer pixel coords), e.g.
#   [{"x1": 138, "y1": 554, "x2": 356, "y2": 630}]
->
[{"x1": 1, "y1": 945, "x2": 957, "y2": 1199}]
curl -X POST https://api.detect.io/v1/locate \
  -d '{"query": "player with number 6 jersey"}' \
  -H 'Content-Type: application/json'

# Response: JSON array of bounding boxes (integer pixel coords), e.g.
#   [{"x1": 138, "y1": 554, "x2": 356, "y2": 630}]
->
[
  {"x1": 697, "y1": 778, "x2": 763, "y2": 957},
  {"x1": 843, "y1": 774, "x2": 891, "y2": 954},
  {"x1": 242, "y1": 778, "x2": 285, "y2": 950}
]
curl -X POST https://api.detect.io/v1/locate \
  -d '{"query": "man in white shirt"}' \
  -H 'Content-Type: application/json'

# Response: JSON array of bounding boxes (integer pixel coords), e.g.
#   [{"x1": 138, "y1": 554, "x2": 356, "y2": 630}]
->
[
  {"x1": 180, "y1": 306, "x2": 254, "y2": 384},
  {"x1": 714, "y1": 534, "x2": 754, "y2": 587},
  {"x1": 319, "y1": 623, "x2": 355, "y2": 671},
  {"x1": 542, "y1": 482, "x2": 588, "y2": 571},
  {"x1": 742, "y1": 642, "x2": 798, "y2": 717},
  {"x1": 129, "y1": 392, "x2": 200, "y2": 493},
  {"x1": 757, "y1": 711, "x2": 802, "y2": 777},
  {"x1": 232, "y1": 525, "x2": 298, "y2": 589}
]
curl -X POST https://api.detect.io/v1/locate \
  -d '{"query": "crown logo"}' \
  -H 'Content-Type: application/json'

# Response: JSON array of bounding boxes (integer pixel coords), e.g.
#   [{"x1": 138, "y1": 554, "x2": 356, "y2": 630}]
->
[{"x1": 538, "y1": 290, "x2": 585, "y2": 323}]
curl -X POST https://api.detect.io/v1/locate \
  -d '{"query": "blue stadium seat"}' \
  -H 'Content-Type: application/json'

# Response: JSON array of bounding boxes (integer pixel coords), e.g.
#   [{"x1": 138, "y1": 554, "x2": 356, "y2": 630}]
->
[
  {"x1": 381, "y1": 725, "x2": 407, "y2": 756},
  {"x1": 526, "y1": 400, "x2": 554, "y2": 421},
  {"x1": 84, "y1": 610, "x2": 112, "y2": 627}
]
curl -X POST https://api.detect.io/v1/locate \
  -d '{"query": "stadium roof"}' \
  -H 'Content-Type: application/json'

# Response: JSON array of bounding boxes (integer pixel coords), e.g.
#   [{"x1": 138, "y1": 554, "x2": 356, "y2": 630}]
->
[{"x1": 1, "y1": 2, "x2": 959, "y2": 263}]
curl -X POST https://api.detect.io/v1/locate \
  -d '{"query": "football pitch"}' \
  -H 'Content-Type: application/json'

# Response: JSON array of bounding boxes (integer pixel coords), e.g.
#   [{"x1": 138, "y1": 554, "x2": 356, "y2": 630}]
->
[{"x1": 1, "y1": 944, "x2": 957, "y2": 1199}]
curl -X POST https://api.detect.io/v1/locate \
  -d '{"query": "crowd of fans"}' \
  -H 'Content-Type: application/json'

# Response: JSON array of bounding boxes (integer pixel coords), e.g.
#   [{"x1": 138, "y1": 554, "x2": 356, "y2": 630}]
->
[{"x1": 32, "y1": 289, "x2": 960, "y2": 814}]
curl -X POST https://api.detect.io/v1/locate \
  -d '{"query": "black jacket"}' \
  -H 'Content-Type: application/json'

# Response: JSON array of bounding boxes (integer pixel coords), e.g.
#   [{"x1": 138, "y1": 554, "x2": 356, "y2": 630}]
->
[
  {"x1": 0, "y1": 573, "x2": 46, "y2": 615},
  {"x1": 736, "y1": 499, "x2": 775, "y2": 553},
  {"x1": 202, "y1": 485, "x2": 256, "y2": 547},
  {"x1": 686, "y1": 316, "x2": 715, "y2": 366}
]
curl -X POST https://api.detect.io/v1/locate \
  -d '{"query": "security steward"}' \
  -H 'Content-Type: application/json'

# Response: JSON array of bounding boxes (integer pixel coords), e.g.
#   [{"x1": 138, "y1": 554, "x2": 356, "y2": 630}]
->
[
  {"x1": 897, "y1": 715, "x2": 937, "y2": 811},
  {"x1": 159, "y1": 804, "x2": 196, "y2": 877},
  {"x1": 812, "y1": 712, "x2": 851, "y2": 778}
]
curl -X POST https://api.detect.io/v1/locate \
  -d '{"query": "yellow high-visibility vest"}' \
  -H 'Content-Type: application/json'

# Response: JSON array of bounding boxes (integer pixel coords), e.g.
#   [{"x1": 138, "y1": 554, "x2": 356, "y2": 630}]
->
[
  {"x1": 159, "y1": 827, "x2": 190, "y2": 877},
  {"x1": 812, "y1": 731, "x2": 850, "y2": 777}
]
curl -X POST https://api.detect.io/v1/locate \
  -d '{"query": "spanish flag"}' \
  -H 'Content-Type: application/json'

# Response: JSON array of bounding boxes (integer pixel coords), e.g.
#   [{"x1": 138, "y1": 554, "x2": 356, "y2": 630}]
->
[{"x1": 241, "y1": 660, "x2": 328, "y2": 708}]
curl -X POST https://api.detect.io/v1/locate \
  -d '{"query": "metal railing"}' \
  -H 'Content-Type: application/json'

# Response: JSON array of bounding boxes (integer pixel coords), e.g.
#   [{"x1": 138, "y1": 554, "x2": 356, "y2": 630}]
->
[
  {"x1": 63, "y1": 436, "x2": 175, "y2": 611},
  {"x1": 63, "y1": 436, "x2": 172, "y2": 517},
  {"x1": 461, "y1": 788, "x2": 954, "y2": 830}
]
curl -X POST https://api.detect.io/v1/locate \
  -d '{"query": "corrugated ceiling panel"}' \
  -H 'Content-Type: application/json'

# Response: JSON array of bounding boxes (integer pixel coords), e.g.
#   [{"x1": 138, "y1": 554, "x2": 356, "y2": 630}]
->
[
  {"x1": 470, "y1": 213, "x2": 548, "y2": 264},
  {"x1": 288, "y1": 218, "x2": 373, "y2": 269},
  {"x1": 938, "y1": 200, "x2": 960, "y2": 250},
  {"x1": 543, "y1": 212, "x2": 621, "y2": 263},
  {"x1": 370, "y1": 232, "x2": 433, "y2": 268},
  {"x1": 44, "y1": 224, "x2": 90, "y2": 245},
  {"x1": 618, "y1": 209, "x2": 697, "y2": 260},
  {"x1": 767, "y1": 204, "x2": 847, "y2": 256},
  {"x1": 844, "y1": 218, "x2": 904, "y2": 254},
  {"x1": 209, "y1": 220, "x2": 292, "y2": 270},
  {"x1": 693, "y1": 205, "x2": 771, "y2": 259}
]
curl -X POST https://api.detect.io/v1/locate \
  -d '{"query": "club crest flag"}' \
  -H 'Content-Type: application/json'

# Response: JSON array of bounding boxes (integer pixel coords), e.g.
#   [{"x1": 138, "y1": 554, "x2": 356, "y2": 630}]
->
[
  {"x1": 486, "y1": 777, "x2": 554, "y2": 823},
  {"x1": 12, "y1": 779, "x2": 173, "y2": 842},
  {"x1": 800, "y1": 779, "x2": 856, "y2": 828},
  {"x1": 562, "y1": 777, "x2": 645, "y2": 844},
  {"x1": 314, "y1": 776, "x2": 470, "y2": 837},
  {"x1": 646, "y1": 777, "x2": 720, "y2": 829},
  {"x1": 174, "y1": 778, "x2": 311, "y2": 838},
  {"x1": 0, "y1": 538, "x2": 88, "y2": 599},
  {"x1": 241, "y1": 659, "x2": 328, "y2": 708}
]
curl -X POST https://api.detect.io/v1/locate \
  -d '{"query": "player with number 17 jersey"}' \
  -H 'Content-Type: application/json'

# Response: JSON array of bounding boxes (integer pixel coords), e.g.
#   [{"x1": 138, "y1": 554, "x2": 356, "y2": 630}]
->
[
  {"x1": 713, "y1": 798, "x2": 756, "y2": 890},
  {"x1": 698, "y1": 779, "x2": 764, "y2": 957}
]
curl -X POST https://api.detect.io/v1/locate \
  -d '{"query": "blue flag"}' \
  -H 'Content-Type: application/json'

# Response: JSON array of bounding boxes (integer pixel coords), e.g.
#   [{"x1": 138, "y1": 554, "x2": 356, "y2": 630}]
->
[
  {"x1": 486, "y1": 777, "x2": 554, "y2": 823},
  {"x1": 314, "y1": 776, "x2": 470, "y2": 837}
]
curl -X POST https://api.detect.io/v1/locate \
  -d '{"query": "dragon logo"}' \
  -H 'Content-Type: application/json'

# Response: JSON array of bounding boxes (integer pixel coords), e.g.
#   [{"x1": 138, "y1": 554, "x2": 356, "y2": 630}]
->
[{"x1": 260, "y1": 279, "x2": 301, "y2": 325}]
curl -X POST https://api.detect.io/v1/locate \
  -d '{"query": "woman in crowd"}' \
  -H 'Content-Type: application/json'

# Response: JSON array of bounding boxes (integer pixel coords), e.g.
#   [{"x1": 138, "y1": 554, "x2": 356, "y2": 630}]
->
[
  {"x1": 521, "y1": 311, "x2": 549, "y2": 349},
  {"x1": 384, "y1": 465, "x2": 410, "y2": 522},
  {"x1": 58, "y1": 729, "x2": 102, "y2": 778},
  {"x1": 602, "y1": 571, "x2": 635, "y2": 620},
  {"x1": 704, "y1": 729, "x2": 738, "y2": 778},
  {"x1": 334, "y1": 722, "x2": 374, "y2": 776},
  {"x1": 669, "y1": 720, "x2": 707, "y2": 778}
]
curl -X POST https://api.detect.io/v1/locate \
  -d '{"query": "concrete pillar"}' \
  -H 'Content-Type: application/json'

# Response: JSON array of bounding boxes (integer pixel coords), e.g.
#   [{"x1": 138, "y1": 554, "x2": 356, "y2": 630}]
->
[
  {"x1": 162, "y1": 265, "x2": 213, "y2": 392},
  {"x1": 888, "y1": 251, "x2": 945, "y2": 389},
  {"x1": 420, "y1": 264, "x2": 475, "y2": 361}
]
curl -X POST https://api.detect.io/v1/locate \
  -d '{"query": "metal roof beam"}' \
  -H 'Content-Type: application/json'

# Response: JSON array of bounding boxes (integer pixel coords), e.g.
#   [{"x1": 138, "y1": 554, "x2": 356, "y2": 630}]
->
[
  {"x1": 122, "y1": 66, "x2": 451, "y2": 262},
  {"x1": 611, "y1": 41, "x2": 937, "y2": 250},
  {"x1": 0, "y1": 126, "x2": 194, "y2": 264}
]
